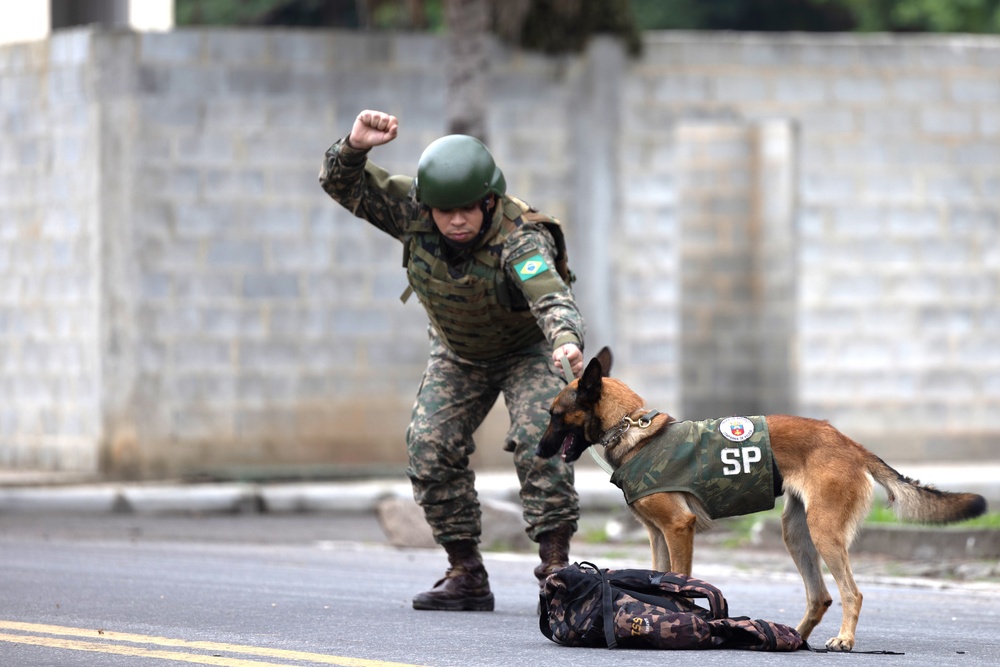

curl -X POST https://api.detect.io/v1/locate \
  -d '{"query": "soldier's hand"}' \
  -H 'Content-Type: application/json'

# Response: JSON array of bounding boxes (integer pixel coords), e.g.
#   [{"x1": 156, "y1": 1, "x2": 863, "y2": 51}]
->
[
  {"x1": 348, "y1": 110, "x2": 399, "y2": 150},
  {"x1": 553, "y1": 343, "x2": 583, "y2": 379}
]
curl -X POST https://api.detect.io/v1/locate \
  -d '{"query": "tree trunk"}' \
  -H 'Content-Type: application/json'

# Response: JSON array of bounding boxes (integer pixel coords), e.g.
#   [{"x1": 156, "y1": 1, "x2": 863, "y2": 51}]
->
[{"x1": 443, "y1": 0, "x2": 490, "y2": 142}]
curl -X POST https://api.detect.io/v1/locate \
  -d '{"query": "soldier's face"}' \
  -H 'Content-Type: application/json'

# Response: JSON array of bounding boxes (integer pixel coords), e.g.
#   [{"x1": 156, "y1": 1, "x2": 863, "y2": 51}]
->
[{"x1": 430, "y1": 201, "x2": 484, "y2": 244}]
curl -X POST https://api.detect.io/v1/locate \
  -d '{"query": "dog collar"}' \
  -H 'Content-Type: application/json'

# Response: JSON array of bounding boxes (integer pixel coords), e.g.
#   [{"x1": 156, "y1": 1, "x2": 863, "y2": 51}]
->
[
  {"x1": 628, "y1": 409, "x2": 660, "y2": 429},
  {"x1": 599, "y1": 409, "x2": 661, "y2": 448}
]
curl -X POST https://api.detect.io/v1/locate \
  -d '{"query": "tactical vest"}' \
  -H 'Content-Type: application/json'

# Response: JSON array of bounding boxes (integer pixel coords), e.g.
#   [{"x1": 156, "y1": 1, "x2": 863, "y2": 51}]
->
[
  {"x1": 609, "y1": 416, "x2": 778, "y2": 519},
  {"x1": 401, "y1": 196, "x2": 573, "y2": 361}
]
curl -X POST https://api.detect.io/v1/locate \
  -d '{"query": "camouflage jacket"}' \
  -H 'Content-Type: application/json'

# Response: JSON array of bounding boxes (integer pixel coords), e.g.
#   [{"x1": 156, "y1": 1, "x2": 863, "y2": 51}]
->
[
  {"x1": 609, "y1": 416, "x2": 777, "y2": 519},
  {"x1": 319, "y1": 138, "x2": 585, "y2": 360}
]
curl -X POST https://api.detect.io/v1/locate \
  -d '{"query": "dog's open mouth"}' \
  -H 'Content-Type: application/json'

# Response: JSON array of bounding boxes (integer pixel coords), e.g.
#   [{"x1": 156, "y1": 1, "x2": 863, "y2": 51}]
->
[{"x1": 560, "y1": 434, "x2": 575, "y2": 461}]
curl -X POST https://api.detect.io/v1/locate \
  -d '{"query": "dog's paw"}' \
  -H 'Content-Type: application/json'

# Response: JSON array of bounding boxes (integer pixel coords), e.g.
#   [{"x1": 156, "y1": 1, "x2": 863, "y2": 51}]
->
[{"x1": 824, "y1": 635, "x2": 854, "y2": 652}]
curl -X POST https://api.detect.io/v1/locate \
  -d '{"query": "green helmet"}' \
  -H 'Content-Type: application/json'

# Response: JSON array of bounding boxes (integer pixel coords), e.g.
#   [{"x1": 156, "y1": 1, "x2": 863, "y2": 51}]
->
[{"x1": 415, "y1": 135, "x2": 506, "y2": 209}]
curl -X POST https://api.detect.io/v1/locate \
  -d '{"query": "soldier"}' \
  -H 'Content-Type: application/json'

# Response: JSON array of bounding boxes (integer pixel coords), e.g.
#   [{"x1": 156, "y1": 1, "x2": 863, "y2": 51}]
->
[{"x1": 319, "y1": 110, "x2": 586, "y2": 611}]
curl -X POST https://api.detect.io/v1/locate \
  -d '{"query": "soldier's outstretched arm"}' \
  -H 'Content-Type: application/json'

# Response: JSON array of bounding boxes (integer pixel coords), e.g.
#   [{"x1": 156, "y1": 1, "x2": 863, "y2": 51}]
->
[{"x1": 504, "y1": 226, "x2": 586, "y2": 372}]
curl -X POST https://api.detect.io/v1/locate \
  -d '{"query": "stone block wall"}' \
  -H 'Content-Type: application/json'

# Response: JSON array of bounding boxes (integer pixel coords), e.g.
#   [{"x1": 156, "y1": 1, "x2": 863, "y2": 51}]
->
[
  {"x1": 0, "y1": 32, "x2": 100, "y2": 470},
  {"x1": 1, "y1": 27, "x2": 998, "y2": 476},
  {"x1": 673, "y1": 120, "x2": 796, "y2": 421},
  {"x1": 619, "y1": 33, "x2": 1000, "y2": 461}
]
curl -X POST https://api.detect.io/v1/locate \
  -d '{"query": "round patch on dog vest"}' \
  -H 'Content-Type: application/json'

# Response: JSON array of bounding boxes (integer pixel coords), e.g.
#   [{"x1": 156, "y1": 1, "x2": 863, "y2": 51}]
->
[{"x1": 719, "y1": 416, "x2": 754, "y2": 442}]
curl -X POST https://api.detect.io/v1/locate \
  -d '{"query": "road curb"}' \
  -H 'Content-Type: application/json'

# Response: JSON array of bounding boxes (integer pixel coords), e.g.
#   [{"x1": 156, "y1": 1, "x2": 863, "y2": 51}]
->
[{"x1": 753, "y1": 517, "x2": 1000, "y2": 559}]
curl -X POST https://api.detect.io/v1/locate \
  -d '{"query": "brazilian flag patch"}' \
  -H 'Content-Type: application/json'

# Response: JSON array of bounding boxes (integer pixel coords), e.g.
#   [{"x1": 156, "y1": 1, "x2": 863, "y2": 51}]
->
[{"x1": 514, "y1": 254, "x2": 549, "y2": 282}]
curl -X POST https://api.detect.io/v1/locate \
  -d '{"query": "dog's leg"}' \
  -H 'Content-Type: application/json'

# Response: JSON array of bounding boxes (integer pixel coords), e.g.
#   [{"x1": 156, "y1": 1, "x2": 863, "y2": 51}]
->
[
  {"x1": 781, "y1": 492, "x2": 832, "y2": 643},
  {"x1": 805, "y1": 503, "x2": 864, "y2": 652},
  {"x1": 657, "y1": 505, "x2": 696, "y2": 575},
  {"x1": 633, "y1": 494, "x2": 695, "y2": 574},
  {"x1": 645, "y1": 525, "x2": 670, "y2": 571},
  {"x1": 631, "y1": 508, "x2": 671, "y2": 571},
  {"x1": 662, "y1": 515, "x2": 696, "y2": 575}
]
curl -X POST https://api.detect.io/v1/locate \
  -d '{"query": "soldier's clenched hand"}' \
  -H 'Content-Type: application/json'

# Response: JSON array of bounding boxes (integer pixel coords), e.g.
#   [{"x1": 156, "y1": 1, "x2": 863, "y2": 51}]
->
[
  {"x1": 349, "y1": 110, "x2": 398, "y2": 150},
  {"x1": 553, "y1": 343, "x2": 583, "y2": 379}
]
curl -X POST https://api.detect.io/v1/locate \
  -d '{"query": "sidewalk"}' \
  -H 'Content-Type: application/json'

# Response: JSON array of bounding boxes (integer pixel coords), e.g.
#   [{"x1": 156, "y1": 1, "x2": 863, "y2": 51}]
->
[{"x1": 1, "y1": 462, "x2": 998, "y2": 516}]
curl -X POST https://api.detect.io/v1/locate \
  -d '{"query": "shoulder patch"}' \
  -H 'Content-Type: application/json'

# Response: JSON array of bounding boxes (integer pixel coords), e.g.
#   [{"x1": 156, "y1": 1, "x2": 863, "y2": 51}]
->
[
  {"x1": 514, "y1": 254, "x2": 550, "y2": 282},
  {"x1": 719, "y1": 416, "x2": 755, "y2": 442}
]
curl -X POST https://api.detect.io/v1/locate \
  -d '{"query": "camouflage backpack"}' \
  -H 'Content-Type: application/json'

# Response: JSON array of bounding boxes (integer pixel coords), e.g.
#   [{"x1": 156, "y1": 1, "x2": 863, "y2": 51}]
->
[{"x1": 539, "y1": 562, "x2": 803, "y2": 651}]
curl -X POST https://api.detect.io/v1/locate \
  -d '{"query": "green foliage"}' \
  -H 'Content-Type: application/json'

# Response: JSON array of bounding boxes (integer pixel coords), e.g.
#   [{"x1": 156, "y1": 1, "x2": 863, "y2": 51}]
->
[
  {"x1": 892, "y1": 0, "x2": 1000, "y2": 32},
  {"x1": 809, "y1": 0, "x2": 1000, "y2": 33},
  {"x1": 628, "y1": 0, "x2": 855, "y2": 32},
  {"x1": 515, "y1": 0, "x2": 643, "y2": 55},
  {"x1": 176, "y1": 0, "x2": 292, "y2": 24},
  {"x1": 176, "y1": 0, "x2": 1000, "y2": 36},
  {"x1": 176, "y1": 0, "x2": 362, "y2": 27},
  {"x1": 629, "y1": 0, "x2": 1000, "y2": 33},
  {"x1": 178, "y1": 0, "x2": 641, "y2": 54}
]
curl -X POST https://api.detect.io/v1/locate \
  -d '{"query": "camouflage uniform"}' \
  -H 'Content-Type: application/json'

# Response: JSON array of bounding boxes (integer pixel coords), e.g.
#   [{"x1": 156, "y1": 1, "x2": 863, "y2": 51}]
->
[{"x1": 319, "y1": 138, "x2": 583, "y2": 544}]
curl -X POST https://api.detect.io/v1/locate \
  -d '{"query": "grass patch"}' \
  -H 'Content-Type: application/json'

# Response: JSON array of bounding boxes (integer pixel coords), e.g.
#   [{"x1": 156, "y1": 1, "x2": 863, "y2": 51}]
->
[
  {"x1": 720, "y1": 513, "x2": 772, "y2": 548},
  {"x1": 578, "y1": 500, "x2": 1000, "y2": 549},
  {"x1": 865, "y1": 504, "x2": 1000, "y2": 528},
  {"x1": 735, "y1": 501, "x2": 1000, "y2": 528},
  {"x1": 579, "y1": 526, "x2": 611, "y2": 543},
  {"x1": 719, "y1": 502, "x2": 1000, "y2": 548}
]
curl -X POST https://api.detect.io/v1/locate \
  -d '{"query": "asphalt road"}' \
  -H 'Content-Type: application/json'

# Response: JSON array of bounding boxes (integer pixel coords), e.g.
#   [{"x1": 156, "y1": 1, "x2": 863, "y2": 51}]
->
[{"x1": 2, "y1": 512, "x2": 999, "y2": 667}]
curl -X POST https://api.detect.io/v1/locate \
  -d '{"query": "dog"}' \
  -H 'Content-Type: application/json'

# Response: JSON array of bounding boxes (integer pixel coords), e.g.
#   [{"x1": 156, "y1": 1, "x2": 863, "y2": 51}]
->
[{"x1": 536, "y1": 347, "x2": 987, "y2": 652}]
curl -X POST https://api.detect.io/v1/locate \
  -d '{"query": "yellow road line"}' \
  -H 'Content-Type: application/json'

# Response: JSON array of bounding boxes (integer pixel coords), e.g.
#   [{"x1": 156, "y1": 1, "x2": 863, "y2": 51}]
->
[{"x1": 0, "y1": 621, "x2": 427, "y2": 667}]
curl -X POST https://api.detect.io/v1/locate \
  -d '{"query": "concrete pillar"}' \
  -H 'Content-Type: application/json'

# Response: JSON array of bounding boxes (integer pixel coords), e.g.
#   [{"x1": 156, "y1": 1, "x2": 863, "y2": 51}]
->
[
  {"x1": 0, "y1": 0, "x2": 173, "y2": 45},
  {"x1": 571, "y1": 37, "x2": 626, "y2": 353},
  {"x1": 51, "y1": 0, "x2": 130, "y2": 30},
  {"x1": 752, "y1": 120, "x2": 798, "y2": 415},
  {"x1": 676, "y1": 119, "x2": 797, "y2": 419}
]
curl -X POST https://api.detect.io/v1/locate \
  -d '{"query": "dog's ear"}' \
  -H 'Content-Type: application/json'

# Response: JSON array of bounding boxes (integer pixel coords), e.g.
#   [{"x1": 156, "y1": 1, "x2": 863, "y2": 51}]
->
[
  {"x1": 577, "y1": 356, "x2": 604, "y2": 408},
  {"x1": 595, "y1": 346, "x2": 613, "y2": 377}
]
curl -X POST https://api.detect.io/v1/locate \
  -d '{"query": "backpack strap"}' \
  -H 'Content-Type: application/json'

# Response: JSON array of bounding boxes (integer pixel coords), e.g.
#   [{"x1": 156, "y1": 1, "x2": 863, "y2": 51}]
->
[
  {"x1": 649, "y1": 572, "x2": 729, "y2": 619},
  {"x1": 580, "y1": 562, "x2": 618, "y2": 649},
  {"x1": 537, "y1": 593, "x2": 553, "y2": 640},
  {"x1": 400, "y1": 234, "x2": 414, "y2": 303},
  {"x1": 758, "y1": 619, "x2": 779, "y2": 650}
]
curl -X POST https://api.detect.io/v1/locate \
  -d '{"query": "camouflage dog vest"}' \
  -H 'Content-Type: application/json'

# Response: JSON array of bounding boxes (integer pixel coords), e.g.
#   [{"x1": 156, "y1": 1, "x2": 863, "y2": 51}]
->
[{"x1": 609, "y1": 416, "x2": 778, "y2": 519}]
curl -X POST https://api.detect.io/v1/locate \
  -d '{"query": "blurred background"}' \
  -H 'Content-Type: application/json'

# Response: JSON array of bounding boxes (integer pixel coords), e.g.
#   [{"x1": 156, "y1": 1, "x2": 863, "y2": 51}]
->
[{"x1": 1, "y1": 0, "x2": 998, "y2": 480}]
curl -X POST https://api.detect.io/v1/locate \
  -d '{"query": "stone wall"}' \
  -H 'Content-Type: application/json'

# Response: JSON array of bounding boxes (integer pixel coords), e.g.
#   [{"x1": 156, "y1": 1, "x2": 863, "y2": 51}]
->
[
  {"x1": 0, "y1": 27, "x2": 997, "y2": 477},
  {"x1": 0, "y1": 32, "x2": 101, "y2": 470},
  {"x1": 616, "y1": 33, "x2": 1000, "y2": 461}
]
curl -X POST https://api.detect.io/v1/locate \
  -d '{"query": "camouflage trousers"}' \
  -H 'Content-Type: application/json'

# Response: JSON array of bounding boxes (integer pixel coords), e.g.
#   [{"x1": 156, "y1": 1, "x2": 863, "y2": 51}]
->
[{"x1": 405, "y1": 330, "x2": 579, "y2": 545}]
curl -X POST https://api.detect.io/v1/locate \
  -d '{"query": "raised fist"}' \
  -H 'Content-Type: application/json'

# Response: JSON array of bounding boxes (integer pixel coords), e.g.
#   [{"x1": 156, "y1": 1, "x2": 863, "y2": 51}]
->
[{"x1": 349, "y1": 109, "x2": 399, "y2": 150}]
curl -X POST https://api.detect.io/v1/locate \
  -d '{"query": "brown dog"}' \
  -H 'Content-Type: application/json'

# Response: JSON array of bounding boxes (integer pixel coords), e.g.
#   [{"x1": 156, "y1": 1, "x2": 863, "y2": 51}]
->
[{"x1": 536, "y1": 347, "x2": 987, "y2": 651}]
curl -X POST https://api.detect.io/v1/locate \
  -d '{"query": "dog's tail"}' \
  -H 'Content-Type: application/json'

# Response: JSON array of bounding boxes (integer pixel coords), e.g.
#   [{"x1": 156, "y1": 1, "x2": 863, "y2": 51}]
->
[{"x1": 868, "y1": 456, "x2": 987, "y2": 524}]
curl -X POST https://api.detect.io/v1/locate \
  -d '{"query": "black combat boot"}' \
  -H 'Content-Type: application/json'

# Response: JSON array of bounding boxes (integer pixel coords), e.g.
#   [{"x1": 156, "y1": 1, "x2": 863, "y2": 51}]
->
[
  {"x1": 412, "y1": 540, "x2": 494, "y2": 611},
  {"x1": 533, "y1": 524, "x2": 573, "y2": 585}
]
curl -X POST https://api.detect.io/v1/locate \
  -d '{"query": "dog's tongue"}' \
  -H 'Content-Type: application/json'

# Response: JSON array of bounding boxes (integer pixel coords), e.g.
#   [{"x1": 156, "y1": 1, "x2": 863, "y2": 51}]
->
[{"x1": 560, "y1": 434, "x2": 574, "y2": 461}]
